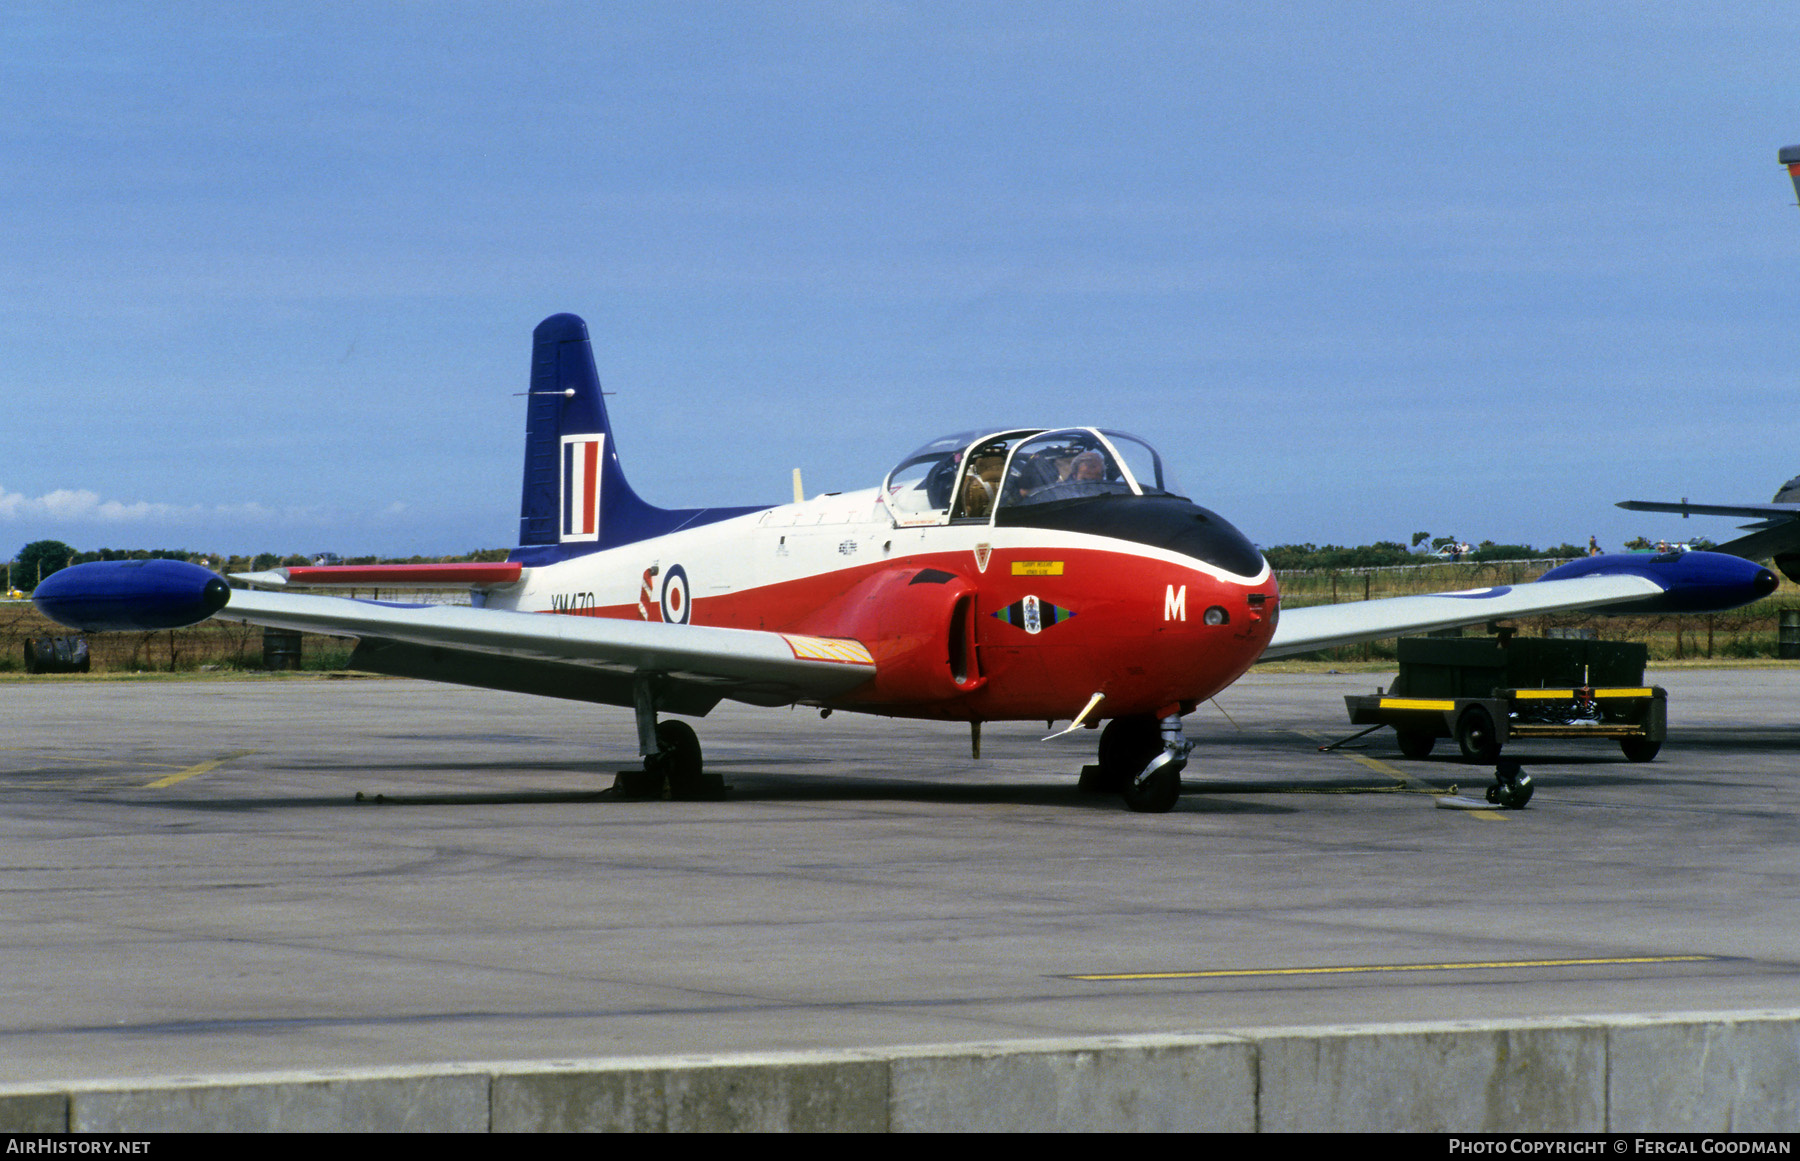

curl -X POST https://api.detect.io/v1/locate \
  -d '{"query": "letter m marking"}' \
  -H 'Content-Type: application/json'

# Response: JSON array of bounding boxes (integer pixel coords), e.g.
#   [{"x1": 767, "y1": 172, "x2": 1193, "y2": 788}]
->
[{"x1": 1164, "y1": 584, "x2": 1187, "y2": 622}]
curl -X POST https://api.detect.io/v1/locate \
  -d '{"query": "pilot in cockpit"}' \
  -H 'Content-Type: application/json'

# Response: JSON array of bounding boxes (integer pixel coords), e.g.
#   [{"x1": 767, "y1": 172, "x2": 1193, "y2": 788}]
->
[
  {"x1": 959, "y1": 447, "x2": 1008, "y2": 518},
  {"x1": 1069, "y1": 451, "x2": 1105, "y2": 482},
  {"x1": 1015, "y1": 446, "x2": 1103, "y2": 498}
]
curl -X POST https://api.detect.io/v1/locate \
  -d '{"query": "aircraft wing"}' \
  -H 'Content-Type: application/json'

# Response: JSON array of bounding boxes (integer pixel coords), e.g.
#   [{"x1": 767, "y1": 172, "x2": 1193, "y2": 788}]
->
[
  {"x1": 216, "y1": 588, "x2": 875, "y2": 713},
  {"x1": 30, "y1": 561, "x2": 874, "y2": 716},
  {"x1": 1264, "y1": 549, "x2": 1779, "y2": 658},
  {"x1": 1262, "y1": 573, "x2": 1667, "y2": 659}
]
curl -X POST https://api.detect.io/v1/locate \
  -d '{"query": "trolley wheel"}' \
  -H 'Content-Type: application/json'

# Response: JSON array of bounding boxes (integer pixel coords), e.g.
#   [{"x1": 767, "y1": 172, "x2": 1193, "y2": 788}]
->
[
  {"x1": 1619, "y1": 737, "x2": 1662, "y2": 763},
  {"x1": 1395, "y1": 729, "x2": 1436, "y2": 759},
  {"x1": 1455, "y1": 707, "x2": 1501, "y2": 764}
]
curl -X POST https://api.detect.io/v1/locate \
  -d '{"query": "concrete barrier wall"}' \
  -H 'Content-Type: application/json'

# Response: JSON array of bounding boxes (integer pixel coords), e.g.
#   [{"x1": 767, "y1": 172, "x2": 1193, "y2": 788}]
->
[{"x1": 3, "y1": 1010, "x2": 1796, "y2": 1132}]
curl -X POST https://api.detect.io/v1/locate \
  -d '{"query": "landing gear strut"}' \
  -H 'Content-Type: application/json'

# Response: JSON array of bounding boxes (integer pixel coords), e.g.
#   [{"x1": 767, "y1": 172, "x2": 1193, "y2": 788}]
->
[
  {"x1": 613, "y1": 676, "x2": 726, "y2": 800},
  {"x1": 1087, "y1": 713, "x2": 1191, "y2": 813}
]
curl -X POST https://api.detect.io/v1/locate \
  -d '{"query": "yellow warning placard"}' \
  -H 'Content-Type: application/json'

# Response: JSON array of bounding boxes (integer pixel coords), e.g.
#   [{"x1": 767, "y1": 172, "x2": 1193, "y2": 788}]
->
[{"x1": 1011, "y1": 561, "x2": 1064, "y2": 576}]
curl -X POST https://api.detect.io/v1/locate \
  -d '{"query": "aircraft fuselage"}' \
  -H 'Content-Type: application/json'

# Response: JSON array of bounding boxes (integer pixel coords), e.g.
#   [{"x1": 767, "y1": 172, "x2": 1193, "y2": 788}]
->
[{"x1": 495, "y1": 486, "x2": 1278, "y2": 722}]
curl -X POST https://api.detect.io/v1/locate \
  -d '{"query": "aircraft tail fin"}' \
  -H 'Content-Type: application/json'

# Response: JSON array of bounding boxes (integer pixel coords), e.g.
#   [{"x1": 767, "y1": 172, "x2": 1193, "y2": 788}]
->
[
  {"x1": 517, "y1": 312, "x2": 639, "y2": 550},
  {"x1": 513, "y1": 313, "x2": 763, "y2": 563}
]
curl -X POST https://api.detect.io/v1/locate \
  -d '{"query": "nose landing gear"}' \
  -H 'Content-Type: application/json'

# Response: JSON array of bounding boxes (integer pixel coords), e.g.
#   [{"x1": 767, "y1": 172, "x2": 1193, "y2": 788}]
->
[{"x1": 1085, "y1": 713, "x2": 1191, "y2": 813}]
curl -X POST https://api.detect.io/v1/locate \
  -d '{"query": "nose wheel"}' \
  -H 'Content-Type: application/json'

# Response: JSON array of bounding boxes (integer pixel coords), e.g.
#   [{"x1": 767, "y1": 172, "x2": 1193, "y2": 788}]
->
[{"x1": 1090, "y1": 713, "x2": 1190, "y2": 813}]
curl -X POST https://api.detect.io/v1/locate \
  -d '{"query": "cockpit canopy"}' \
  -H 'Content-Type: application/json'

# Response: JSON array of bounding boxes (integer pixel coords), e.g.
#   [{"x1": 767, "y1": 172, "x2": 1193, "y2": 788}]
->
[{"x1": 881, "y1": 427, "x2": 1184, "y2": 526}]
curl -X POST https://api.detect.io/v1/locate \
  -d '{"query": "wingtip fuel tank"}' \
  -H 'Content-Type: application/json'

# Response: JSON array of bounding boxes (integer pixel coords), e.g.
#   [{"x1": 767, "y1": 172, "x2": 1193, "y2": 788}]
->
[
  {"x1": 31, "y1": 559, "x2": 231, "y2": 632},
  {"x1": 1537, "y1": 550, "x2": 1777, "y2": 614}
]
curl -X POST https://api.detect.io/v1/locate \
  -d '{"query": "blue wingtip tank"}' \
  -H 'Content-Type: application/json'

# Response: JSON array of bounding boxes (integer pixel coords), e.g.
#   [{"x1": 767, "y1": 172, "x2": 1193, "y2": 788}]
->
[
  {"x1": 1538, "y1": 551, "x2": 1778, "y2": 614},
  {"x1": 31, "y1": 559, "x2": 231, "y2": 632}
]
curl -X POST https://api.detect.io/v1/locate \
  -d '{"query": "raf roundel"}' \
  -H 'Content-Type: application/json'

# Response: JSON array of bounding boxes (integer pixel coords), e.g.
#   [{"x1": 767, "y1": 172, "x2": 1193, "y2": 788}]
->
[{"x1": 660, "y1": 564, "x2": 692, "y2": 625}]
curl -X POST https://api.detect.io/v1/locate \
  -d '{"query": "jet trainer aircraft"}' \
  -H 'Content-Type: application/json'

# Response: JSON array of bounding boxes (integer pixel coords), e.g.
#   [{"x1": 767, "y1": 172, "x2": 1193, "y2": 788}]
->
[{"x1": 34, "y1": 314, "x2": 1779, "y2": 811}]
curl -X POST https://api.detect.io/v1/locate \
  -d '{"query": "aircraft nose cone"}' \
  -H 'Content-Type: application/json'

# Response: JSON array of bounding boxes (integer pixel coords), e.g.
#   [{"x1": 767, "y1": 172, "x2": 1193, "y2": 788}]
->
[{"x1": 1755, "y1": 567, "x2": 1779, "y2": 598}]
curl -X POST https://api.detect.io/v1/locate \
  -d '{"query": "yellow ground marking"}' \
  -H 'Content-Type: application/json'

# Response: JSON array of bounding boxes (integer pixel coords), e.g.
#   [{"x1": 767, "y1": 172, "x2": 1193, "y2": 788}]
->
[
  {"x1": 1, "y1": 753, "x2": 201, "y2": 790},
  {"x1": 145, "y1": 749, "x2": 255, "y2": 789},
  {"x1": 1069, "y1": 955, "x2": 1719, "y2": 982},
  {"x1": 2, "y1": 754, "x2": 186, "y2": 770},
  {"x1": 1346, "y1": 752, "x2": 1426, "y2": 787}
]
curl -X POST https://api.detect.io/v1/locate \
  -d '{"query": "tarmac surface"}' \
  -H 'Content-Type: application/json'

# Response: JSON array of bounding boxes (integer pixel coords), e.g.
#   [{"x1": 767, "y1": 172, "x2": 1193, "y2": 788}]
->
[{"x1": 2, "y1": 668, "x2": 1797, "y2": 1086}]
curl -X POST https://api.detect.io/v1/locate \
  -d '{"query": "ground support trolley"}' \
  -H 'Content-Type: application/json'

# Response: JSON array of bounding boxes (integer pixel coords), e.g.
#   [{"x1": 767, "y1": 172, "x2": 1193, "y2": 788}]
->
[{"x1": 1342, "y1": 634, "x2": 1668, "y2": 763}]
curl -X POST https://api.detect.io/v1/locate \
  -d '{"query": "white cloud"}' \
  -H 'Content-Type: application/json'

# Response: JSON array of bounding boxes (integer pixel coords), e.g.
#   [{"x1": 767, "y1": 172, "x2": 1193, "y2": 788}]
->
[
  {"x1": 0, "y1": 484, "x2": 303, "y2": 524},
  {"x1": 0, "y1": 485, "x2": 191, "y2": 522}
]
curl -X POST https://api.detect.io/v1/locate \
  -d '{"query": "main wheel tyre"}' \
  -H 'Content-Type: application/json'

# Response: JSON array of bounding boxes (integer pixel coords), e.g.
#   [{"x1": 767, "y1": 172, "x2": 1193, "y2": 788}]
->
[
  {"x1": 612, "y1": 766, "x2": 667, "y2": 799},
  {"x1": 1395, "y1": 729, "x2": 1436, "y2": 759},
  {"x1": 1455, "y1": 707, "x2": 1501, "y2": 764},
  {"x1": 1121, "y1": 758, "x2": 1184, "y2": 813},
  {"x1": 655, "y1": 719, "x2": 723, "y2": 800},
  {"x1": 1619, "y1": 737, "x2": 1662, "y2": 763}
]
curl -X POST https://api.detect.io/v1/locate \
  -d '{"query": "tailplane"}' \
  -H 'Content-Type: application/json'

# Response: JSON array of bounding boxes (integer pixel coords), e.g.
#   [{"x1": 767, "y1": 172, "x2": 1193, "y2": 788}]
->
[{"x1": 513, "y1": 314, "x2": 762, "y2": 564}]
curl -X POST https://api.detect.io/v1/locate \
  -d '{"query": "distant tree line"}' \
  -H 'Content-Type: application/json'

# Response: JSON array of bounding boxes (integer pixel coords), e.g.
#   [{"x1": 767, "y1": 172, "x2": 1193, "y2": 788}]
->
[
  {"x1": 1263, "y1": 537, "x2": 1636, "y2": 571},
  {"x1": 6, "y1": 540, "x2": 510, "y2": 593}
]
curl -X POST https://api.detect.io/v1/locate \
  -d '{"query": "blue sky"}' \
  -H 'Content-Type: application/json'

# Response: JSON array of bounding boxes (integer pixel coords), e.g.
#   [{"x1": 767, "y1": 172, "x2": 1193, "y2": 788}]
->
[{"x1": 3, "y1": 2, "x2": 1797, "y2": 559}]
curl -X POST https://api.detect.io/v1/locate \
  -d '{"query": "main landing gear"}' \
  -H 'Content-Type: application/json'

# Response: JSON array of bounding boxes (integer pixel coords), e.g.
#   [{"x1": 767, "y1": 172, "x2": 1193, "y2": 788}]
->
[
  {"x1": 612, "y1": 678, "x2": 726, "y2": 800},
  {"x1": 1079, "y1": 713, "x2": 1192, "y2": 813}
]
